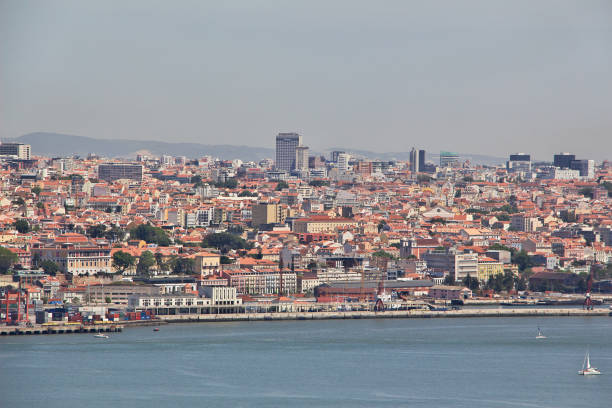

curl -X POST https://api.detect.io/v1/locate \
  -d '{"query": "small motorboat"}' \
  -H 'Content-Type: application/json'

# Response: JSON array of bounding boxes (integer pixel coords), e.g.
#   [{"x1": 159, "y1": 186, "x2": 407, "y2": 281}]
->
[
  {"x1": 93, "y1": 333, "x2": 109, "y2": 339},
  {"x1": 153, "y1": 327, "x2": 160, "y2": 332}
]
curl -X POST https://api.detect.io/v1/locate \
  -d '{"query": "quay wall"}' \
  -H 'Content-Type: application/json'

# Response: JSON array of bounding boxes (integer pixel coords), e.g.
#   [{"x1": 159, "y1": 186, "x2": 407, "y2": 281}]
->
[{"x1": 160, "y1": 308, "x2": 610, "y2": 323}]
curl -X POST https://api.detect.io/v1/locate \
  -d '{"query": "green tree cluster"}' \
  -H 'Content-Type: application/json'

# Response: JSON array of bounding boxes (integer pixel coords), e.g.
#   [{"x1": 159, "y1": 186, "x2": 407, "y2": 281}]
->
[
  {"x1": 0, "y1": 247, "x2": 18, "y2": 274},
  {"x1": 275, "y1": 180, "x2": 289, "y2": 191},
  {"x1": 136, "y1": 251, "x2": 156, "y2": 276},
  {"x1": 112, "y1": 251, "x2": 135, "y2": 274},
  {"x1": 213, "y1": 178, "x2": 238, "y2": 189},
  {"x1": 40, "y1": 260, "x2": 60, "y2": 275},
  {"x1": 309, "y1": 180, "x2": 330, "y2": 187},
  {"x1": 14, "y1": 219, "x2": 31, "y2": 234},
  {"x1": 129, "y1": 224, "x2": 171, "y2": 246},
  {"x1": 202, "y1": 232, "x2": 252, "y2": 253},
  {"x1": 372, "y1": 250, "x2": 394, "y2": 259}
]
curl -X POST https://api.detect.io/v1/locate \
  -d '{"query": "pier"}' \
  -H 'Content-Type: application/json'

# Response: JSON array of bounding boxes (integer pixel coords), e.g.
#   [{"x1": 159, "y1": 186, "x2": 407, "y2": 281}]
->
[
  {"x1": 157, "y1": 307, "x2": 610, "y2": 323},
  {"x1": 0, "y1": 324, "x2": 123, "y2": 336}
]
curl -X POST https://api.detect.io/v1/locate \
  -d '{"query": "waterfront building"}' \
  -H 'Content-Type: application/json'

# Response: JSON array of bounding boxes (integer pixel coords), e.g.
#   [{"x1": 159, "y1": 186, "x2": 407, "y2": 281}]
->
[
  {"x1": 477, "y1": 257, "x2": 504, "y2": 283},
  {"x1": 429, "y1": 285, "x2": 472, "y2": 300},
  {"x1": 31, "y1": 234, "x2": 112, "y2": 276}
]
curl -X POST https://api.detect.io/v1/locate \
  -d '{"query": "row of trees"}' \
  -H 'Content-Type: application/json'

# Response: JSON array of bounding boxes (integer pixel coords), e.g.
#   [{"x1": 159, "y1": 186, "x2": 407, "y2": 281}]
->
[{"x1": 112, "y1": 250, "x2": 196, "y2": 276}]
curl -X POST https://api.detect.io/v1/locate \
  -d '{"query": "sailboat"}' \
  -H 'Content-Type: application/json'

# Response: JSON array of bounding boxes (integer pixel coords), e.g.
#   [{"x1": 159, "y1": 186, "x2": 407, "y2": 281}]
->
[
  {"x1": 536, "y1": 327, "x2": 547, "y2": 339},
  {"x1": 578, "y1": 350, "x2": 601, "y2": 375}
]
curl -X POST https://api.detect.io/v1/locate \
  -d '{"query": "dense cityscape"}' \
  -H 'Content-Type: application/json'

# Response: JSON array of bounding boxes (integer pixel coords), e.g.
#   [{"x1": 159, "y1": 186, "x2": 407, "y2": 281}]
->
[{"x1": 1, "y1": 135, "x2": 611, "y2": 330}]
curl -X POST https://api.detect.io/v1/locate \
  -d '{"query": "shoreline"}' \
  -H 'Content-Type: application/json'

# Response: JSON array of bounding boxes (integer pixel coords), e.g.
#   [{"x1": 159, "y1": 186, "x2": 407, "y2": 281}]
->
[
  {"x1": 1, "y1": 308, "x2": 608, "y2": 336},
  {"x1": 159, "y1": 307, "x2": 610, "y2": 323}
]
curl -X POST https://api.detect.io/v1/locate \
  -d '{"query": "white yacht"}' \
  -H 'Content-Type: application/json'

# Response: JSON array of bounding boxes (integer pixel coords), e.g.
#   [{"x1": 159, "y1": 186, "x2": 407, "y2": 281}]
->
[
  {"x1": 578, "y1": 351, "x2": 601, "y2": 375},
  {"x1": 93, "y1": 333, "x2": 109, "y2": 339}
]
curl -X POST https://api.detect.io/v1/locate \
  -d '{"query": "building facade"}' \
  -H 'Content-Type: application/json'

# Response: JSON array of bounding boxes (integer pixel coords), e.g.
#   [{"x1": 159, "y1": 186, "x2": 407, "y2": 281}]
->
[{"x1": 275, "y1": 133, "x2": 302, "y2": 172}]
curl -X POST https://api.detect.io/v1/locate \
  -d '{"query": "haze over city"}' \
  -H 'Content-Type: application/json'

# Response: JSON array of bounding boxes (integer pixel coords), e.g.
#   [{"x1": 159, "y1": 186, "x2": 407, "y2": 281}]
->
[{"x1": 2, "y1": 0, "x2": 612, "y2": 160}]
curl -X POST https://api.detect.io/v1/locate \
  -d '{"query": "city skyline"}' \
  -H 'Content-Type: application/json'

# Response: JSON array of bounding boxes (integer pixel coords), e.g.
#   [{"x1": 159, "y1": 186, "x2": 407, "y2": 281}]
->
[{"x1": 2, "y1": 1, "x2": 612, "y2": 160}]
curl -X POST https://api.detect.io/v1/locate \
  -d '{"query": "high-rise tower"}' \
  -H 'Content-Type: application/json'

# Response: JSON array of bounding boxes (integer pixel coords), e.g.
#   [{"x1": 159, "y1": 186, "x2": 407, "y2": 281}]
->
[{"x1": 275, "y1": 133, "x2": 302, "y2": 172}]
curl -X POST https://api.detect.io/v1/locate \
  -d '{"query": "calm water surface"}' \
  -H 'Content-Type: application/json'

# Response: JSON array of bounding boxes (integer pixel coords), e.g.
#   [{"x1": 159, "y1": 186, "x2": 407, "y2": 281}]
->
[{"x1": 1, "y1": 317, "x2": 611, "y2": 408}]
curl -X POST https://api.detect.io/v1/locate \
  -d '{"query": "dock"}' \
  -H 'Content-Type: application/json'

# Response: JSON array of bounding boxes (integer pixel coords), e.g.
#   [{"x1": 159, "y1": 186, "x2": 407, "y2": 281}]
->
[
  {"x1": 157, "y1": 307, "x2": 610, "y2": 323},
  {"x1": 0, "y1": 324, "x2": 123, "y2": 336}
]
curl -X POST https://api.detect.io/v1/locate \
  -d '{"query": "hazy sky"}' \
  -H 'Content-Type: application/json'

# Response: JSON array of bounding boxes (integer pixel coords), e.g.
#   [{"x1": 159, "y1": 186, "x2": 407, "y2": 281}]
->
[{"x1": 2, "y1": 1, "x2": 611, "y2": 159}]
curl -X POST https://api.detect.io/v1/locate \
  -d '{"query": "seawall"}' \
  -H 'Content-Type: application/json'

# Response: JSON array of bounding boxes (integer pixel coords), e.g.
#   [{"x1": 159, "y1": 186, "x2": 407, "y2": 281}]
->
[{"x1": 159, "y1": 308, "x2": 610, "y2": 323}]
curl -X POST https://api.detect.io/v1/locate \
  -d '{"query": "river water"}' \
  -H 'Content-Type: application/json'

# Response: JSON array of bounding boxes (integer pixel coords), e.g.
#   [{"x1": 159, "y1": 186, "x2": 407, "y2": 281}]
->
[{"x1": 1, "y1": 317, "x2": 610, "y2": 407}]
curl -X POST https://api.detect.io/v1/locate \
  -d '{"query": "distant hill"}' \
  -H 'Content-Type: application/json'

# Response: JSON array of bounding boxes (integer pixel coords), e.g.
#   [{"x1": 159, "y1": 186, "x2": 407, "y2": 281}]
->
[
  {"x1": 8, "y1": 132, "x2": 505, "y2": 165},
  {"x1": 8, "y1": 132, "x2": 275, "y2": 162}
]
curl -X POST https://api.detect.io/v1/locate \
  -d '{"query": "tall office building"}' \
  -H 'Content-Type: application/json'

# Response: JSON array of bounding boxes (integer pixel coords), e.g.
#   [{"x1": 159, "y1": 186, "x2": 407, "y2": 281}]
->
[
  {"x1": 337, "y1": 153, "x2": 351, "y2": 172},
  {"x1": 98, "y1": 163, "x2": 143, "y2": 182},
  {"x1": 439, "y1": 151, "x2": 460, "y2": 167},
  {"x1": 331, "y1": 150, "x2": 345, "y2": 163},
  {"x1": 418, "y1": 150, "x2": 426, "y2": 172},
  {"x1": 295, "y1": 146, "x2": 309, "y2": 171},
  {"x1": 570, "y1": 159, "x2": 595, "y2": 179},
  {"x1": 275, "y1": 133, "x2": 302, "y2": 172},
  {"x1": 507, "y1": 153, "x2": 531, "y2": 173},
  {"x1": 0, "y1": 143, "x2": 31, "y2": 160},
  {"x1": 409, "y1": 148, "x2": 419, "y2": 173},
  {"x1": 553, "y1": 153, "x2": 575, "y2": 169}
]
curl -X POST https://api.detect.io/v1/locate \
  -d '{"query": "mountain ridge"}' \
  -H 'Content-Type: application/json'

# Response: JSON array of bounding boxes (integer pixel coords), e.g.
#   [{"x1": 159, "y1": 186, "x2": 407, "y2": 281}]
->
[{"x1": 6, "y1": 132, "x2": 506, "y2": 165}]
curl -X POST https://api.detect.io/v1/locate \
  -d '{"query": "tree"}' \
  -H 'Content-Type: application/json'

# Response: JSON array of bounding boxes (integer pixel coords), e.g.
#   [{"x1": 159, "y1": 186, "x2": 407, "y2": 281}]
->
[
  {"x1": 238, "y1": 190, "x2": 257, "y2": 197},
  {"x1": 220, "y1": 255, "x2": 234, "y2": 264},
  {"x1": 512, "y1": 250, "x2": 533, "y2": 272},
  {"x1": 129, "y1": 224, "x2": 171, "y2": 246},
  {"x1": 275, "y1": 180, "x2": 289, "y2": 191},
  {"x1": 0, "y1": 247, "x2": 18, "y2": 274},
  {"x1": 31, "y1": 186, "x2": 42, "y2": 195},
  {"x1": 13, "y1": 197, "x2": 25, "y2": 206},
  {"x1": 462, "y1": 273, "x2": 480, "y2": 290},
  {"x1": 377, "y1": 220, "x2": 387, "y2": 233},
  {"x1": 372, "y1": 250, "x2": 394, "y2": 260},
  {"x1": 154, "y1": 252, "x2": 166, "y2": 272},
  {"x1": 191, "y1": 175, "x2": 203, "y2": 187},
  {"x1": 488, "y1": 243, "x2": 514, "y2": 253},
  {"x1": 136, "y1": 251, "x2": 156, "y2": 276},
  {"x1": 104, "y1": 225, "x2": 126, "y2": 242},
  {"x1": 32, "y1": 252, "x2": 42, "y2": 268},
  {"x1": 87, "y1": 224, "x2": 107, "y2": 238},
  {"x1": 171, "y1": 257, "x2": 195, "y2": 274},
  {"x1": 40, "y1": 260, "x2": 59, "y2": 275},
  {"x1": 202, "y1": 232, "x2": 252, "y2": 253},
  {"x1": 309, "y1": 180, "x2": 329, "y2": 187},
  {"x1": 105, "y1": 296, "x2": 112, "y2": 304},
  {"x1": 112, "y1": 251, "x2": 135, "y2": 274},
  {"x1": 13, "y1": 219, "x2": 31, "y2": 234},
  {"x1": 213, "y1": 178, "x2": 238, "y2": 189},
  {"x1": 443, "y1": 274, "x2": 455, "y2": 285}
]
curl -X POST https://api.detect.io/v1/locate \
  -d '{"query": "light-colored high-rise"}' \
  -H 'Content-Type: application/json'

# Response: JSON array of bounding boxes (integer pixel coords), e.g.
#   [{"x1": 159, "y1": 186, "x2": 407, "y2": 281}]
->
[
  {"x1": 0, "y1": 142, "x2": 31, "y2": 160},
  {"x1": 295, "y1": 146, "x2": 309, "y2": 171}
]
